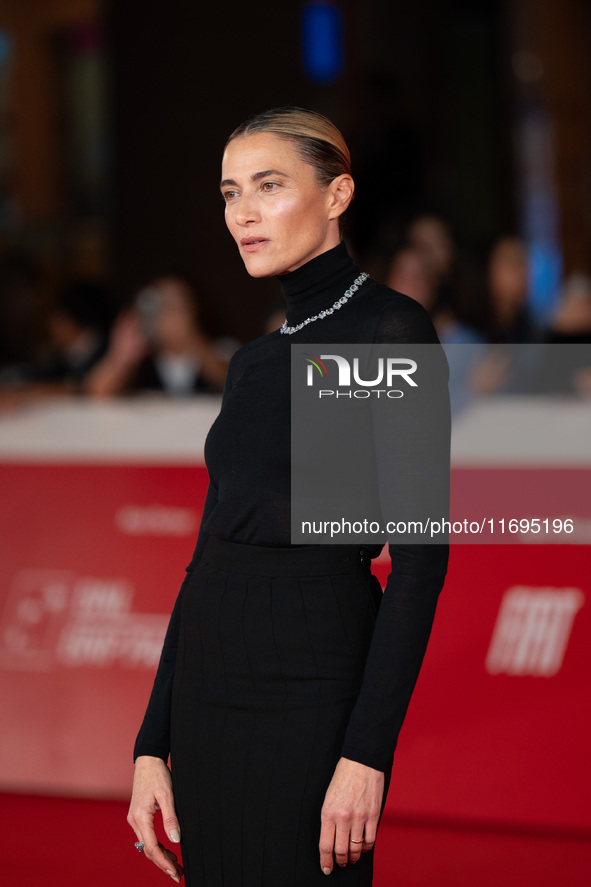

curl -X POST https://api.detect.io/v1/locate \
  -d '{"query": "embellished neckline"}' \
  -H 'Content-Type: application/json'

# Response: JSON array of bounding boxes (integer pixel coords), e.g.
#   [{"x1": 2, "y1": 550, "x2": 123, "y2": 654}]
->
[
  {"x1": 277, "y1": 242, "x2": 365, "y2": 326},
  {"x1": 279, "y1": 272, "x2": 369, "y2": 335}
]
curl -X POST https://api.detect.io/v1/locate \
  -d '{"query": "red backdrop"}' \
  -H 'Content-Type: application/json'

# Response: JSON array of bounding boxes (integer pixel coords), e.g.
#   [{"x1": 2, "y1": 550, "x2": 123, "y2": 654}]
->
[{"x1": 0, "y1": 403, "x2": 589, "y2": 836}]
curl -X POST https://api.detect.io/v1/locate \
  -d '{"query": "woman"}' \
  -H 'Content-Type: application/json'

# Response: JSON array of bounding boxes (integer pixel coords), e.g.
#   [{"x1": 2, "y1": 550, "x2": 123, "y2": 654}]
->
[{"x1": 128, "y1": 107, "x2": 449, "y2": 885}]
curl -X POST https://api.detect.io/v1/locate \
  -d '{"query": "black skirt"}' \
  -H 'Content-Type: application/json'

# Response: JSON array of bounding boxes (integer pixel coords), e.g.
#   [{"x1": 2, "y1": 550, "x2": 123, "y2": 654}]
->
[{"x1": 170, "y1": 537, "x2": 384, "y2": 887}]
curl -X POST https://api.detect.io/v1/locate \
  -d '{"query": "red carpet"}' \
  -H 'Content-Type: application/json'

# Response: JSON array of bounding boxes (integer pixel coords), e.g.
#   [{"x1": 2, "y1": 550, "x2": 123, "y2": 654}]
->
[{"x1": 1, "y1": 793, "x2": 589, "y2": 886}]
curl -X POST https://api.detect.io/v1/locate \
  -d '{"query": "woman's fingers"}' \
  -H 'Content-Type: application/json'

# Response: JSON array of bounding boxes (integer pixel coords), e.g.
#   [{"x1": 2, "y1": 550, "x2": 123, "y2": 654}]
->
[
  {"x1": 347, "y1": 830, "x2": 365, "y2": 864},
  {"x1": 318, "y1": 818, "x2": 336, "y2": 875},
  {"x1": 129, "y1": 816, "x2": 182, "y2": 881},
  {"x1": 148, "y1": 839, "x2": 183, "y2": 882},
  {"x1": 160, "y1": 843, "x2": 184, "y2": 881},
  {"x1": 128, "y1": 756, "x2": 183, "y2": 881},
  {"x1": 333, "y1": 820, "x2": 355, "y2": 867},
  {"x1": 319, "y1": 757, "x2": 384, "y2": 873},
  {"x1": 335, "y1": 819, "x2": 368, "y2": 865},
  {"x1": 161, "y1": 847, "x2": 178, "y2": 864},
  {"x1": 127, "y1": 817, "x2": 182, "y2": 882},
  {"x1": 156, "y1": 783, "x2": 181, "y2": 845},
  {"x1": 361, "y1": 817, "x2": 377, "y2": 855},
  {"x1": 319, "y1": 814, "x2": 372, "y2": 873}
]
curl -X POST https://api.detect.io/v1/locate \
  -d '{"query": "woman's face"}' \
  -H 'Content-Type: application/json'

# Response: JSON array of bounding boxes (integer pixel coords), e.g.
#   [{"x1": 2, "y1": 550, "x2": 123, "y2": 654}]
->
[{"x1": 220, "y1": 132, "x2": 345, "y2": 277}]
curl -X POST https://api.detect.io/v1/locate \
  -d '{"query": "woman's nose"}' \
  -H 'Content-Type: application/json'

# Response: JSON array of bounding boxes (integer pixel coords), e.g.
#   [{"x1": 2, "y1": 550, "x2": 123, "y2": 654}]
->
[{"x1": 234, "y1": 196, "x2": 261, "y2": 226}]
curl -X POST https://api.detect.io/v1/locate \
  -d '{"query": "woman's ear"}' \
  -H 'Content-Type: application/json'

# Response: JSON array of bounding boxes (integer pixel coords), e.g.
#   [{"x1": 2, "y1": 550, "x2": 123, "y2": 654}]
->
[{"x1": 327, "y1": 175, "x2": 355, "y2": 220}]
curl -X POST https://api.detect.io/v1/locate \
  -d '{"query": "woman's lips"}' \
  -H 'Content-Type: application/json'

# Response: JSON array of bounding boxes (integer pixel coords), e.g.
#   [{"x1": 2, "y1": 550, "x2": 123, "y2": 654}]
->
[{"x1": 241, "y1": 238, "x2": 269, "y2": 252}]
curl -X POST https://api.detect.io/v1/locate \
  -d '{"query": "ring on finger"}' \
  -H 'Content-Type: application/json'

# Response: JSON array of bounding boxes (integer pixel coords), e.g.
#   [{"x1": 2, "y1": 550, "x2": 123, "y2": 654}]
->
[
  {"x1": 134, "y1": 841, "x2": 145, "y2": 853},
  {"x1": 349, "y1": 839, "x2": 364, "y2": 844}
]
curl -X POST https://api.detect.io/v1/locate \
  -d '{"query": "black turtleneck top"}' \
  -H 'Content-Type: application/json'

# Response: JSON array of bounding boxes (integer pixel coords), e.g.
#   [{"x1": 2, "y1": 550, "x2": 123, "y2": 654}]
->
[{"x1": 134, "y1": 242, "x2": 450, "y2": 773}]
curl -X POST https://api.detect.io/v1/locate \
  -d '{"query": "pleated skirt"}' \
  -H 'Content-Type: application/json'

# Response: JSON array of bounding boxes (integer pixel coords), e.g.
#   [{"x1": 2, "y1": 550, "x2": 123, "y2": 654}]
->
[{"x1": 170, "y1": 537, "x2": 383, "y2": 887}]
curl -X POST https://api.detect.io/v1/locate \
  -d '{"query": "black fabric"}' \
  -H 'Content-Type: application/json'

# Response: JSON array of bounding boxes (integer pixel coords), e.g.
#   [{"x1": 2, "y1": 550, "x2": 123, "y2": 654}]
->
[
  {"x1": 171, "y1": 537, "x2": 382, "y2": 887},
  {"x1": 135, "y1": 239, "x2": 450, "y2": 773}
]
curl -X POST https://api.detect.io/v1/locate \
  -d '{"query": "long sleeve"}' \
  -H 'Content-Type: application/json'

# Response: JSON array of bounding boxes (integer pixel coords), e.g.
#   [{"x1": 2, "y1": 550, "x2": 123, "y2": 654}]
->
[
  {"x1": 133, "y1": 357, "x2": 240, "y2": 762},
  {"x1": 340, "y1": 542, "x2": 448, "y2": 771},
  {"x1": 133, "y1": 568, "x2": 190, "y2": 761},
  {"x1": 341, "y1": 297, "x2": 451, "y2": 772},
  {"x1": 133, "y1": 481, "x2": 219, "y2": 761}
]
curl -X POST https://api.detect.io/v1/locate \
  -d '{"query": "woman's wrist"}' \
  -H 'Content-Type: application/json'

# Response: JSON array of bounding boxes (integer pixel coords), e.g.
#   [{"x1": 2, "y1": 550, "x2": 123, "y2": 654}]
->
[{"x1": 134, "y1": 754, "x2": 168, "y2": 767}]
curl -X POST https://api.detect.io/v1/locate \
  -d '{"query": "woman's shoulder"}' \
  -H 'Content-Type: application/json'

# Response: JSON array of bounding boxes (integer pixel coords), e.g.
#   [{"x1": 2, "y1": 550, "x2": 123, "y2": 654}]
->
[
  {"x1": 355, "y1": 280, "x2": 440, "y2": 345},
  {"x1": 229, "y1": 329, "x2": 280, "y2": 360},
  {"x1": 362, "y1": 279, "x2": 429, "y2": 313},
  {"x1": 224, "y1": 329, "x2": 283, "y2": 381}
]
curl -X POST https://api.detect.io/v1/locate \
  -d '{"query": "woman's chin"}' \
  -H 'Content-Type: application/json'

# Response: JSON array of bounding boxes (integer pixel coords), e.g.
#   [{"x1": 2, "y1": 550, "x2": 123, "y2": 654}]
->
[{"x1": 241, "y1": 254, "x2": 284, "y2": 279}]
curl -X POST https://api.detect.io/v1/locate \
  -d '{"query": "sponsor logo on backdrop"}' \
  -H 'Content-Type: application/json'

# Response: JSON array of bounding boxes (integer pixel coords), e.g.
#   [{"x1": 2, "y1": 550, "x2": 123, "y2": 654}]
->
[
  {"x1": 486, "y1": 586, "x2": 584, "y2": 676},
  {"x1": 115, "y1": 504, "x2": 198, "y2": 536},
  {"x1": 0, "y1": 569, "x2": 168, "y2": 671}
]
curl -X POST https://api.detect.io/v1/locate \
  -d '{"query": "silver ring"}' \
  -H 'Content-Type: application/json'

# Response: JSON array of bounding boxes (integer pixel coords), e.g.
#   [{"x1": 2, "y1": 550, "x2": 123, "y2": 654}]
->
[{"x1": 134, "y1": 841, "x2": 145, "y2": 853}]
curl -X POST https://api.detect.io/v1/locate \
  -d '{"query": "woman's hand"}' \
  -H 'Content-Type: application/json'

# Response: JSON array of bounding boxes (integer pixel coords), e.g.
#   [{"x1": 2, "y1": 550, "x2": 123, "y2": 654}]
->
[
  {"x1": 127, "y1": 755, "x2": 184, "y2": 882},
  {"x1": 319, "y1": 757, "x2": 384, "y2": 875}
]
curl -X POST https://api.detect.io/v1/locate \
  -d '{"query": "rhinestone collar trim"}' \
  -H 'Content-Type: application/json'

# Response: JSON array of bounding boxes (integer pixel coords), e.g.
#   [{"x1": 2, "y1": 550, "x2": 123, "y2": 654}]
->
[{"x1": 279, "y1": 272, "x2": 370, "y2": 335}]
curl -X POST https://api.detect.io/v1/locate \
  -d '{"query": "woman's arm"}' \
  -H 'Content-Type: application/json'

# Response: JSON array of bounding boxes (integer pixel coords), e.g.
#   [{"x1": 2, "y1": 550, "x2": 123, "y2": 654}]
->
[
  {"x1": 127, "y1": 569, "x2": 190, "y2": 884},
  {"x1": 342, "y1": 296, "x2": 450, "y2": 770},
  {"x1": 129, "y1": 481, "x2": 218, "y2": 882},
  {"x1": 318, "y1": 541, "x2": 447, "y2": 874},
  {"x1": 132, "y1": 351, "x2": 237, "y2": 756},
  {"x1": 341, "y1": 542, "x2": 449, "y2": 770},
  {"x1": 319, "y1": 296, "x2": 450, "y2": 871},
  {"x1": 132, "y1": 473, "x2": 219, "y2": 760}
]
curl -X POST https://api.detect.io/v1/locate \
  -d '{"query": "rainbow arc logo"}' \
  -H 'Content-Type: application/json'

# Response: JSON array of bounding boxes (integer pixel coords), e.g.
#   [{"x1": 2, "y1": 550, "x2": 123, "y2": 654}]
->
[{"x1": 302, "y1": 353, "x2": 329, "y2": 383}]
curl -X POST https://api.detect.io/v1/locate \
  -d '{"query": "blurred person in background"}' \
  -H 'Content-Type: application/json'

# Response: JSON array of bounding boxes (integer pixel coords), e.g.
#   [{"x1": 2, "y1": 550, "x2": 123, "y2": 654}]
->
[
  {"x1": 483, "y1": 235, "x2": 537, "y2": 343},
  {"x1": 385, "y1": 226, "x2": 554, "y2": 409},
  {"x1": 85, "y1": 277, "x2": 234, "y2": 397},
  {"x1": 0, "y1": 247, "x2": 44, "y2": 372},
  {"x1": 407, "y1": 214, "x2": 456, "y2": 307},
  {"x1": 385, "y1": 242, "x2": 485, "y2": 414},
  {"x1": 546, "y1": 273, "x2": 591, "y2": 345},
  {"x1": 385, "y1": 245, "x2": 436, "y2": 314},
  {"x1": 44, "y1": 281, "x2": 113, "y2": 383},
  {"x1": 464, "y1": 235, "x2": 541, "y2": 397},
  {"x1": 0, "y1": 278, "x2": 113, "y2": 397},
  {"x1": 530, "y1": 273, "x2": 591, "y2": 395},
  {"x1": 385, "y1": 240, "x2": 484, "y2": 341}
]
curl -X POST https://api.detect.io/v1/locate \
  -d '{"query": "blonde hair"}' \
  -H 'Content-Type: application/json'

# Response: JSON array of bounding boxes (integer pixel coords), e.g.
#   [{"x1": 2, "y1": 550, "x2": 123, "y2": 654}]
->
[{"x1": 226, "y1": 107, "x2": 352, "y2": 230}]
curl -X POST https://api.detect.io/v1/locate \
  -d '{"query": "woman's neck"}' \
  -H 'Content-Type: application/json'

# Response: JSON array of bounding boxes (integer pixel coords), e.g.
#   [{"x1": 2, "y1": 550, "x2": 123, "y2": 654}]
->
[{"x1": 278, "y1": 242, "x2": 360, "y2": 325}]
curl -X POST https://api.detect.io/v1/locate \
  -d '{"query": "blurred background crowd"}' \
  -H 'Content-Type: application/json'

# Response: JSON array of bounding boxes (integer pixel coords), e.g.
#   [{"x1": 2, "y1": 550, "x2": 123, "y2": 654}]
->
[{"x1": 0, "y1": 0, "x2": 590, "y2": 403}]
